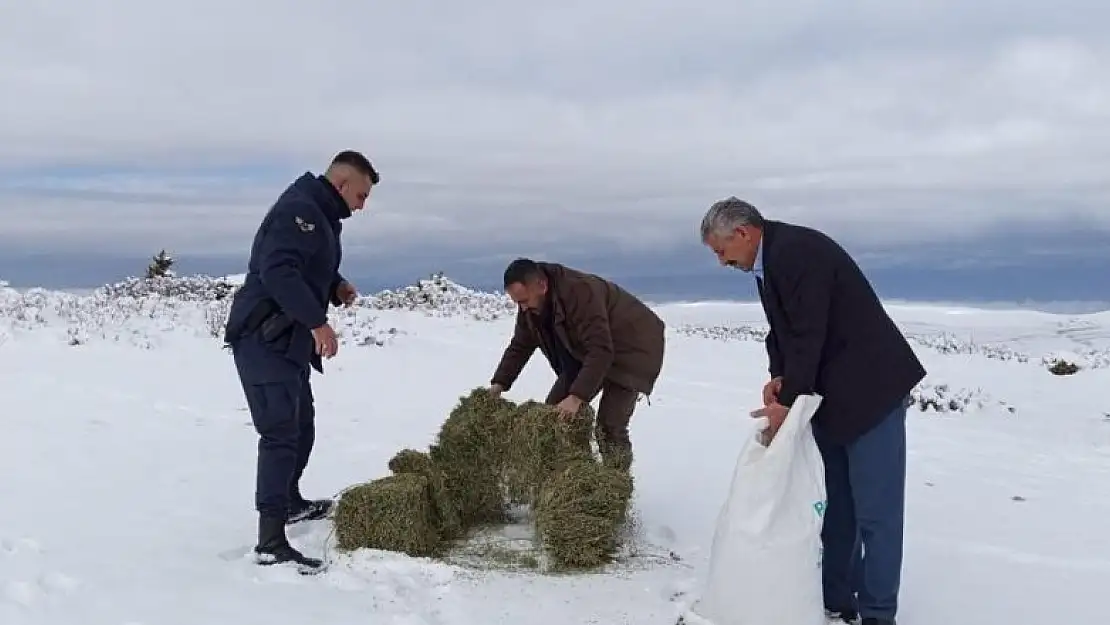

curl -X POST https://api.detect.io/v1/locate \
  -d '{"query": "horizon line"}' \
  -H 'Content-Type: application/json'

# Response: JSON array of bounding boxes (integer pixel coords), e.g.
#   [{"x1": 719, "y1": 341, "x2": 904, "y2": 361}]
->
[{"x1": 3, "y1": 272, "x2": 1107, "y2": 317}]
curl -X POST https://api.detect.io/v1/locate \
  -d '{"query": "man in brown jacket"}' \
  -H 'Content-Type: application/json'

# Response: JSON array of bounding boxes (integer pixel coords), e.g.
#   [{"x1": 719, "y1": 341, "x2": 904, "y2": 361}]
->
[{"x1": 488, "y1": 258, "x2": 666, "y2": 471}]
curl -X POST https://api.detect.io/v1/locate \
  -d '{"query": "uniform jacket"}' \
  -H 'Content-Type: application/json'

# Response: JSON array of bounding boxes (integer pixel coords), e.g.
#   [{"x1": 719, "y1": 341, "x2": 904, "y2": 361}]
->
[
  {"x1": 224, "y1": 173, "x2": 350, "y2": 382},
  {"x1": 491, "y1": 262, "x2": 666, "y2": 400},
  {"x1": 756, "y1": 219, "x2": 926, "y2": 444}
]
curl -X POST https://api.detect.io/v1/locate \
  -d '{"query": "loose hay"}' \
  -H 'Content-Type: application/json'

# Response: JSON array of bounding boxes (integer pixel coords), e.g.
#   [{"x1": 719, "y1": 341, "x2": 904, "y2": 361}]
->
[
  {"x1": 388, "y1": 448, "x2": 463, "y2": 540},
  {"x1": 333, "y1": 473, "x2": 441, "y2": 558},
  {"x1": 504, "y1": 401, "x2": 596, "y2": 504},
  {"x1": 428, "y1": 387, "x2": 515, "y2": 526},
  {"x1": 443, "y1": 511, "x2": 543, "y2": 572},
  {"x1": 534, "y1": 457, "x2": 634, "y2": 570}
]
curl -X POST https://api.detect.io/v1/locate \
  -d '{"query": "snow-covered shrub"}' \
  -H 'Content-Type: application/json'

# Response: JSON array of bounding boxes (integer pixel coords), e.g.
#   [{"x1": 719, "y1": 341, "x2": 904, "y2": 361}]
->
[
  {"x1": 909, "y1": 383, "x2": 1014, "y2": 414},
  {"x1": 671, "y1": 324, "x2": 768, "y2": 342},
  {"x1": 673, "y1": 322, "x2": 1032, "y2": 362},
  {"x1": 1041, "y1": 350, "x2": 1109, "y2": 373},
  {"x1": 908, "y1": 333, "x2": 1030, "y2": 363},
  {"x1": 330, "y1": 304, "x2": 403, "y2": 347},
  {"x1": 0, "y1": 283, "x2": 210, "y2": 348},
  {"x1": 1046, "y1": 358, "x2": 1080, "y2": 376},
  {"x1": 99, "y1": 275, "x2": 237, "y2": 302},
  {"x1": 0, "y1": 280, "x2": 12, "y2": 346},
  {"x1": 0, "y1": 272, "x2": 509, "y2": 348},
  {"x1": 364, "y1": 272, "x2": 516, "y2": 321},
  {"x1": 1088, "y1": 351, "x2": 1110, "y2": 369},
  {"x1": 670, "y1": 322, "x2": 1110, "y2": 374}
]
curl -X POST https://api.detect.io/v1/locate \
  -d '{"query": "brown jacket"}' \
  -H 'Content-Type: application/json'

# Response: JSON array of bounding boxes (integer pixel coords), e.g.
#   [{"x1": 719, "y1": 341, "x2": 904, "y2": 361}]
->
[{"x1": 490, "y1": 262, "x2": 666, "y2": 400}]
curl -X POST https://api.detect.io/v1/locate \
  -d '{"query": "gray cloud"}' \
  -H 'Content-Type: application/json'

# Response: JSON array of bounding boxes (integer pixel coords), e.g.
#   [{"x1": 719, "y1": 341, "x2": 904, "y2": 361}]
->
[{"x1": 1, "y1": 0, "x2": 1108, "y2": 257}]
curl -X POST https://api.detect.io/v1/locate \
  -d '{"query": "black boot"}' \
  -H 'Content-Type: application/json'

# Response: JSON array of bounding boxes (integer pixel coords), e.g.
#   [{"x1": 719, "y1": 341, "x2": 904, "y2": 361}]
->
[
  {"x1": 287, "y1": 497, "x2": 333, "y2": 525},
  {"x1": 861, "y1": 619, "x2": 895, "y2": 625},
  {"x1": 254, "y1": 515, "x2": 324, "y2": 572}
]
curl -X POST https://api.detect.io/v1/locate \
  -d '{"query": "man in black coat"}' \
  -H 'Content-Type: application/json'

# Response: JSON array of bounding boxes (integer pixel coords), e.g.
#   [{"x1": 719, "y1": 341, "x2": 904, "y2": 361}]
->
[
  {"x1": 223, "y1": 150, "x2": 379, "y2": 572},
  {"x1": 699, "y1": 197, "x2": 926, "y2": 625}
]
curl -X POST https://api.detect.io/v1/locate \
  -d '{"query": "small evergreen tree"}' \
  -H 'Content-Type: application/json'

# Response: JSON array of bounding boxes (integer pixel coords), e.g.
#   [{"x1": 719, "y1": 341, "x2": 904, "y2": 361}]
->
[{"x1": 146, "y1": 250, "x2": 175, "y2": 279}]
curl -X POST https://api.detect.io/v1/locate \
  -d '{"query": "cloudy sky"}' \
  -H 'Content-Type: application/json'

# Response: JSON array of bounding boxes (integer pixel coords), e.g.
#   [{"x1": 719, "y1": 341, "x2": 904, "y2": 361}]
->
[{"x1": 1, "y1": 1, "x2": 1108, "y2": 304}]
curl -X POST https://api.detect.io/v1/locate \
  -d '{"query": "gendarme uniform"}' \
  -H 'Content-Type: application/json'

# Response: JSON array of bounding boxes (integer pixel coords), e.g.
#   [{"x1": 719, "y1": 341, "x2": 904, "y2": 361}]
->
[{"x1": 223, "y1": 172, "x2": 353, "y2": 571}]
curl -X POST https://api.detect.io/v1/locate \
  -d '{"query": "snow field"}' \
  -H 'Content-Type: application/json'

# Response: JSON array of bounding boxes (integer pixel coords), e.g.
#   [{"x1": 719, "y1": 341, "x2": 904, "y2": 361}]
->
[{"x1": 1, "y1": 274, "x2": 1108, "y2": 624}]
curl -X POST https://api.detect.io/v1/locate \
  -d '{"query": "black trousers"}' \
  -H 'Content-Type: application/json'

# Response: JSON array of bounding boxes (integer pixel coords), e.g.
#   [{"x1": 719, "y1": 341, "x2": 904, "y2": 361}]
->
[{"x1": 239, "y1": 369, "x2": 316, "y2": 519}]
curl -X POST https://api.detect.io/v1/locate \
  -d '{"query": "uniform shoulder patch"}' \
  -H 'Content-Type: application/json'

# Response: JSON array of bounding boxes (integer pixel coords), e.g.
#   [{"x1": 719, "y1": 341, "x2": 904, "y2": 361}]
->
[{"x1": 294, "y1": 216, "x2": 315, "y2": 233}]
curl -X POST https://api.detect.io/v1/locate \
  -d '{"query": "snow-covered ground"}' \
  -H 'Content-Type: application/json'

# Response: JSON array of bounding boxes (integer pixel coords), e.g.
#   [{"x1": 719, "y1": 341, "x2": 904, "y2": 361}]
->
[{"x1": 1, "y1": 275, "x2": 1108, "y2": 625}]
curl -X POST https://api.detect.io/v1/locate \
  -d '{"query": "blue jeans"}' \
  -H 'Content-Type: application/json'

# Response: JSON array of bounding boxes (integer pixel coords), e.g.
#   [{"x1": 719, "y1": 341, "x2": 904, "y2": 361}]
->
[{"x1": 815, "y1": 399, "x2": 908, "y2": 621}]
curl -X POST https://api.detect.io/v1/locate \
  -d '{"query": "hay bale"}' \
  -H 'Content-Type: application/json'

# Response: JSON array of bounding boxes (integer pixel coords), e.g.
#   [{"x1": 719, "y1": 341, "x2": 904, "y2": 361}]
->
[
  {"x1": 387, "y1": 448, "x2": 434, "y2": 474},
  {"x1": 333, "y1": 473, "x2": 441, "y2": 558},
  {"x1": 428, "y1": 387, "x2": 516, "y2": 525},
  {"x1": 388, "y1": 448, "x2": 463, "y2": 540},
  {"x1": 439, "y1": 387, "x2": 517, "y2": 468},
  {"x1": 593, "y1": 421, "x2": 634, "y2": 472},
  {"x1": 504, "y1": 401, "x2": 596, "y2": 504},
  {"x1": 534, "y1": 458, "x2": 634, "y2": 570}
]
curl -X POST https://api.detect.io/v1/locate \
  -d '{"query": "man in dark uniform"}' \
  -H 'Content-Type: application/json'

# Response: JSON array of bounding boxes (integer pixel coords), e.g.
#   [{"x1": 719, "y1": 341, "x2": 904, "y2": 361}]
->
[
  {"x1": 488, "y1": 258, "x2": 666, "y2": 472},
  {"x1": 699, "y1": 197, "x2": 926, "y2": 625},
  {"x1": 223, "y1": 150, "x2": 379, "y2": 571}
]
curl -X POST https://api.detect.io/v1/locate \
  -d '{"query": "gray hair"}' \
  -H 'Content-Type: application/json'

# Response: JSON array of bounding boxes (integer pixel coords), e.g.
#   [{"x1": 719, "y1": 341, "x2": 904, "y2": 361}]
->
[{"x1": 699, "y1": 196, "x2": 764, "y2": 241}]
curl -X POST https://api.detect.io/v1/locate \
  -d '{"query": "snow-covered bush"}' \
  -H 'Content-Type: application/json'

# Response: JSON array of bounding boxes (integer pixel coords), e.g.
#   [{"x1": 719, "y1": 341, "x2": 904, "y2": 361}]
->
[
  {"x1": 909, "y1": 383, "x2": 1014, "y2": 414},
  {"x1": 1041, "y1": 350, "x2": 1110, "y2": 374},
  {"x1": 99, "y1": 275, "x2": 238, "y2": 302},
  {"x1": 330, "y1": 304, "x2": 404, "y2": 347},
  {"x1": 0, "y1": 280, "x2": 12, "y2": 346},
  {"x1": 1045, "y1": 357, "x2": 1080, "y2": 376},
  {"x1": 363, "y1": 272, "x2": 516, "y2": 321},
  {"x1": 0, "y1": 272, "x2": 514, "y2": 348},
  {"x1": 671, "y1": 322, "x2": 1018, "y2": 413},
  {"x1": 908, "y1": 333, "x2": 1030, "y2": 363},
  {"x1": 671, "y1": 324, "x2": 768, "y2": 342},
  {"x1": 671, "y1": 322, "x2": 1108, "y2": 372},
  {"x1": 0, "y1": 279, "x2": 236, "y2": 348},
  {"x1": 1087, "y1": 351, "x2": 1110, "y2": 369}
]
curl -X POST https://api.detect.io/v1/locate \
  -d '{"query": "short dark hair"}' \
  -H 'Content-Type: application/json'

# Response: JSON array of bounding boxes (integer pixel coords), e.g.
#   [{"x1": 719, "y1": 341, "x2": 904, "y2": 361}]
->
[
  {"x1": 331, "y1": 150, "x2": 379, "y2": 185},
  {"x1": 503, "y1": 258, "x2": 544, "y2": 288}
]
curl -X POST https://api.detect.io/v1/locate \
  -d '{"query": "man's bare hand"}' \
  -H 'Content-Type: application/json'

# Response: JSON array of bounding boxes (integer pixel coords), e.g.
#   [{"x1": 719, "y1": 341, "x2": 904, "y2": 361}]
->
[
  {"x1": 489, "y1": 383, "x2": 505, "y2": 399},
  {"x1": 555, "y1": 395, "x2": 583, "y2": 418},
  {"x1": 311, "y1": 323, "x2": 339, "y2": 359},
  {"x1": 751, "y1": 401, "x2": 789, "y2": 444},
  {"x1": 336, "y1": 281, "x2": 358, "y2": 307},
  {"x1": 762, "y1": 376, "x2": 783, "y2": 406}
]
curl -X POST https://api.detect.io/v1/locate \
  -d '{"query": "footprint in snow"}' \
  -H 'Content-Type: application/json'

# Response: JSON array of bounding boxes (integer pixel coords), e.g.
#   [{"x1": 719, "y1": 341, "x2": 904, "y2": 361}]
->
[
  {"x1": 0, "y1": 536, "x2": 82, "y2": 608},
  {"x1": 655, "y1": 525, "x2": 677, "y2": 544},
  {"x1": 0, "y1": 536, "x2": 42, "y2": 555}
]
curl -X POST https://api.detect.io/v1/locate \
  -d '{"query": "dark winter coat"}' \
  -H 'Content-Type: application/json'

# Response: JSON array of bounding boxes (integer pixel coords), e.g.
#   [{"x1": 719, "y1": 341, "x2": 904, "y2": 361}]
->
[
  {"x1": 491, "y1": 262, "x2": 666, "y2": 400},
  {"x1": 756, "y1": 219, "x2": 926, "y2": 444},
  {"x1": 223, "y1": 173, "x2": 351, "y2": 382}
]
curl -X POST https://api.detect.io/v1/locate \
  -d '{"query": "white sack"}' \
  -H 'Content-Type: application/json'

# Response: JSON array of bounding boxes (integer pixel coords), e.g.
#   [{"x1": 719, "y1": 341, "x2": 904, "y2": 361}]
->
[{"x1": 683, "y1": 393, "x2": 828, "y2": 625}]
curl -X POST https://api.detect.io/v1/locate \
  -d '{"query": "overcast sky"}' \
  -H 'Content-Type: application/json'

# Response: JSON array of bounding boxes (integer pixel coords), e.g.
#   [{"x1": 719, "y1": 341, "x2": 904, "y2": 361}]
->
[{"x1": 1, "y1": 1, "x2": 1108, "y2": 295}]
